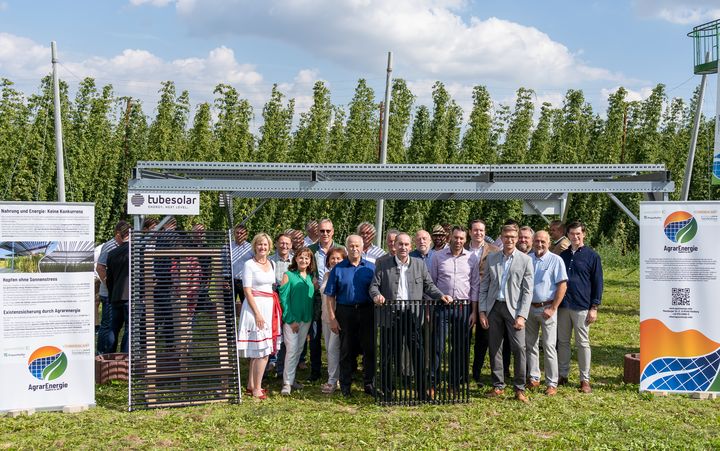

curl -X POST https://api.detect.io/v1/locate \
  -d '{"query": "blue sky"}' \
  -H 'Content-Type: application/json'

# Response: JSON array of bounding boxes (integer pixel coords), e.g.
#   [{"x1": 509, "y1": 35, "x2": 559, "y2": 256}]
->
[{"x1": 1, "y1": 0, "x2": 719, "y2": 124}]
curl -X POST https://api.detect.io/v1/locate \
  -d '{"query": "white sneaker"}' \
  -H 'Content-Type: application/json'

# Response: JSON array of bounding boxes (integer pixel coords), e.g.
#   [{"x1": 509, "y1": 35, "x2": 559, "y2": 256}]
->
[{"x1": 281, "y1": 384, "x2": 292, "y2": 395}]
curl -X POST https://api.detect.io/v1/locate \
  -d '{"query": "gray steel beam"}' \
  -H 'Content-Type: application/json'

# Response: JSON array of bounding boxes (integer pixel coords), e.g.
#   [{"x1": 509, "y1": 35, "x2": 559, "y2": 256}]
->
[{"x1": 606, "y1": 193, "x2": 640, "y2": 226}]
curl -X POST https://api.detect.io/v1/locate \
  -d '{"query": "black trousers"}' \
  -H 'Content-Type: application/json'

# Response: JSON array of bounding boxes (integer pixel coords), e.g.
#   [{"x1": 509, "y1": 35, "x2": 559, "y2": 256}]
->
[
  {"x1": 336, "y1": 303, "x2": 375, "y2": 391},
  {"x1": 379, "y1": 307, "x2": 425, "y2": 395}
]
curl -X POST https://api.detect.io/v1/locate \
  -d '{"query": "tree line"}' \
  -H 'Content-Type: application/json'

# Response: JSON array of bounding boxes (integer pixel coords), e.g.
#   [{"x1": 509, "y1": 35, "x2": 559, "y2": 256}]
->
[{"x1": 0, "y1": 76, "x2": 717, "y2": 248}]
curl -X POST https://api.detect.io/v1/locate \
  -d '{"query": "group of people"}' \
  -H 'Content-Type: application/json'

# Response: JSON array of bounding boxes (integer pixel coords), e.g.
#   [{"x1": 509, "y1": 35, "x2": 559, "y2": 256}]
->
[{"x1": 233, "y1": 218, "x2": 603, "y2": 403}]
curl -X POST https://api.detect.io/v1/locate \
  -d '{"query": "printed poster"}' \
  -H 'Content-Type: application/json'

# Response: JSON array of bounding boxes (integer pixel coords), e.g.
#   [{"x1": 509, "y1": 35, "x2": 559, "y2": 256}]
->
[
  {"x1": 0, "y1": 202, "x2": 95, "y2": 412},
  {"x1": 639, "y1": 201, "x2": 720, "y2": 393}
]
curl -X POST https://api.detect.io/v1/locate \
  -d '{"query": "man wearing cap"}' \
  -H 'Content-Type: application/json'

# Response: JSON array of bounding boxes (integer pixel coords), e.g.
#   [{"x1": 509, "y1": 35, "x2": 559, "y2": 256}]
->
[
  {"x1": 431, "y1": 225, "x2": 448, "y2": 252},
  {"x1": 525, "y1": 230, "x2": 567, "y2": 396}
]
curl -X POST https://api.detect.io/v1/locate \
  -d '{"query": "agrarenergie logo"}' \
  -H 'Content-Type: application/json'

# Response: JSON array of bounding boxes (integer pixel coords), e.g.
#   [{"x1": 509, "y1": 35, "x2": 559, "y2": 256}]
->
[
  {"x1": 27, "y1": 346, "x2": 67, "y2": 381},
  {"x1": 663, "y1": 211, "x2": 698, "y2": 243}
]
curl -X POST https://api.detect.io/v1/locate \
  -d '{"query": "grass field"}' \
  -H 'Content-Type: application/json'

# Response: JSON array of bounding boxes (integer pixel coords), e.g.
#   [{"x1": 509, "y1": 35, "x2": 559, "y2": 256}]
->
[{"x1": 2, "y1": 264, "x2": 720, "y2": 449}]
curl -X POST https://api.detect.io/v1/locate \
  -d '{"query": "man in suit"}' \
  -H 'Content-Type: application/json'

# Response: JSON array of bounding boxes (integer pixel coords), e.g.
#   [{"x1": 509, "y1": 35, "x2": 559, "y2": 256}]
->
[
  {"x1": 370, "y1": 232, "x2": 452, "y2": 399},
  {"x1": 478, "y1": 224, "x2": 534, "y2": 403}
]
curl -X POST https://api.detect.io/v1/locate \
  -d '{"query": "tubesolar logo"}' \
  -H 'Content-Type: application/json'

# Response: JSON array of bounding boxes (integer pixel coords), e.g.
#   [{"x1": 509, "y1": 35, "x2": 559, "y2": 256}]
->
[
  {"x1": 27, "y1": 346, "x2": 67, "y2": 381},
  {"x1": 131, "y1": 193, "x2": 145, "y2": 207},
  {"x1": 663, "y1": 211, "x2": 698, "y2": 244}
]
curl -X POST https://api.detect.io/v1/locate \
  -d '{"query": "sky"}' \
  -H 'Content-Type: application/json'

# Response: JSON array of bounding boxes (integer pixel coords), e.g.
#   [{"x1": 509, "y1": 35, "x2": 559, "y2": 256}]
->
[{"x1": 1, "y1": 0, "x2": 719, "y2": 127}]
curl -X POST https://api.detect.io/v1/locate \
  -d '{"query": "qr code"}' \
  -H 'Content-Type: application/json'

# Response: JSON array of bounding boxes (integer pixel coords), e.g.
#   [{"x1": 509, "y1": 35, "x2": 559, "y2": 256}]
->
[{"x1": 671, "y1": 287, "x2": 690, "y2": 306}]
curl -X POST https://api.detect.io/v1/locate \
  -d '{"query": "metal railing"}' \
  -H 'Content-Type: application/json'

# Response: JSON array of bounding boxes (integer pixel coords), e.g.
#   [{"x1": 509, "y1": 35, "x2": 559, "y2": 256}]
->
[
  {"x1": 129, "y1": 230, "x2": 240, "y2": 410},
  {"x1": 688, "y1": 19, "x2": 720, "y2": 74},
  {"x1": 375, "y1": 299, "x2": 471, "y2": 406}
]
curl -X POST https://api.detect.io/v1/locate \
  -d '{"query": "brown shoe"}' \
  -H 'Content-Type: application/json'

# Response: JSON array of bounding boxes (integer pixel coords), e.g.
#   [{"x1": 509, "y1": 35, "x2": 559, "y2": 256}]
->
[
  {"x1": 558, "y1": 376, "x2": 569, "y2": 386},
  {"x1": 545, "y1": 386, "x2": 557, "y2": 396},
  {"x1": 526, "y1": 379, "x2": 540, "y2": 390},
  {"x1": 426, "y1": 387, "x2": 436, "y2": 399},
  {"x1": 486, "y1": 387, "x2": 504, "y2": 398},
  {"x1": 514, "y1": 389, "x2": 529, "y2": 404},
  {"x1": 579, "y1": 380, "x2": 591, "y2": 393}
]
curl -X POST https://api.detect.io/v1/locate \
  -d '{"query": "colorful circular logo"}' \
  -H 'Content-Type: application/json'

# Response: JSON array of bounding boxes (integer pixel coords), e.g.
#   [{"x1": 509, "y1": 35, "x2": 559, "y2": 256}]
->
[
  {"x1": 663, "y1": 211, "x2": 698, "y2": 243},
  {"x1": 27, "y1": 346, "x2": 68, "y2": 381}
]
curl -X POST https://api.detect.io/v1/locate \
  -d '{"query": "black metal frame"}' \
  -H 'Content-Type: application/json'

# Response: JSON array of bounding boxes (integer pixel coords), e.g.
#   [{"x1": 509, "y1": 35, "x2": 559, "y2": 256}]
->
[{"x1": 375, "y1": 299, "x2": 471, "y2": 406}]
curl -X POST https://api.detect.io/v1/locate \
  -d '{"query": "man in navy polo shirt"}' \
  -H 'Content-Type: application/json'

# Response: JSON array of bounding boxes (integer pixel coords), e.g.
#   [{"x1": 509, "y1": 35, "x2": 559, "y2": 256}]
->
[
  {"x1": 558, "y1": 220, "x2": 603, "y2": 393},
  {"x1": 324, "y1": 234, "x2": 376, "y2": 397}
]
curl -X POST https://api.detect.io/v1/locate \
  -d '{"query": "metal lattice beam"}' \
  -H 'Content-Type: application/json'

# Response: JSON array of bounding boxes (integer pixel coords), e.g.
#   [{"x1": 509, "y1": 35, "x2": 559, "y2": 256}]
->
[{"x1": 129, "y1": 162, "x2": 673, "y2": 201}]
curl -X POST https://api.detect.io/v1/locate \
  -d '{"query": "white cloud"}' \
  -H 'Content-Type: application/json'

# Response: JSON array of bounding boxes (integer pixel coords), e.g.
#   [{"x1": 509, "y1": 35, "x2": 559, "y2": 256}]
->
[
  {"x1": 601, "y1": 86, "x2": 655, "y2": 102},
  {"x1": 634, "y1": 0, "x2": 720, "y2": 25},
  {"x1": 172, "y1": 0, "x2": 622, "y2": 87},
  {"x1": 0, "y1": 32, "x2": 50, "y2": 79},
  {"x1": 0, "y1": 32, "x2": 327, "y2": 134}
]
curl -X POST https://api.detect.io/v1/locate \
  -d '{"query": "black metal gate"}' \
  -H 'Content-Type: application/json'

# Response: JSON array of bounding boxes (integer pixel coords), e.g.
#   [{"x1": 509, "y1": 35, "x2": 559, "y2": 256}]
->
[
  {"x1": 375, "y1": 299, "x2": 471, "y2": 405},
  {"x1": 129, "y1": 230, "x2": 240, "y2": 410}
]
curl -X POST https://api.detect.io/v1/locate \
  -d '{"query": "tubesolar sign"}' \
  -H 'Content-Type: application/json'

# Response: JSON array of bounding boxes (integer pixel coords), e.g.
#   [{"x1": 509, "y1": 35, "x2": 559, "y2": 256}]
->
[{"x1": 127, "y1": 191, "x2": 200, "y2": 215}]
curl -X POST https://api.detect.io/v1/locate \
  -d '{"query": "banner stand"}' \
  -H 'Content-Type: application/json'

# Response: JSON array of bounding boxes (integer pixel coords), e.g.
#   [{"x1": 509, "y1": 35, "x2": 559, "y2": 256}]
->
[
  {"x1": 639, "y1": 201, "x2": 720, "y2": 398},
  {"x1": 0, "y1": 202, "x2": 96, "y2": 415}
]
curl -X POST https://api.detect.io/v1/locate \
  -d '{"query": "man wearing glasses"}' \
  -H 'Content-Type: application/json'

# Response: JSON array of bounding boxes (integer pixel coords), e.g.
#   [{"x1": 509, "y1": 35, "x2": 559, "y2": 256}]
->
[{"x1": 307, "y1": 219, "x2": 345, "y2": 381}]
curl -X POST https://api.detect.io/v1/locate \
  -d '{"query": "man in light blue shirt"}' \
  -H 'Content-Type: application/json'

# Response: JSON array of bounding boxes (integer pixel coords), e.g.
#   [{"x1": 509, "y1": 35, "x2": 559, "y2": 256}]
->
[
  {"x1": 526, "y1": 230, "x2": 567, "y2": 396},
  {"x1": 231, "y1": 224, "x2": 253, "y2": 303}
]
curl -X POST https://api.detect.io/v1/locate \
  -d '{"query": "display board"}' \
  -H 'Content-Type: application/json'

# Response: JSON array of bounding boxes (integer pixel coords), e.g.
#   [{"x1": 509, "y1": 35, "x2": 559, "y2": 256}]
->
[
  {"x1": 0, "y1": 202, "x2": 95, "y2": 412},
  {"x1": 639, "y1": 201, "x2": 720, "y2": 393}
]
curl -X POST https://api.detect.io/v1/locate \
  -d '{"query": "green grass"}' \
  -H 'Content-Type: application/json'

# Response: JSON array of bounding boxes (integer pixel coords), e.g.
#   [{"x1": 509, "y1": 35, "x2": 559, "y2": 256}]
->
[{"x1": 3, "y1": 268, "x2": 720, "y2": 449}]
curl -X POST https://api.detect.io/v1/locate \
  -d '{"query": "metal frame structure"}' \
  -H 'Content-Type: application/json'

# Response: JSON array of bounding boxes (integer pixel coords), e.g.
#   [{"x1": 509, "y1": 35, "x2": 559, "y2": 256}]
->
[{"x1": 129, "y1": 162, "x2": 674, "y2": 226}]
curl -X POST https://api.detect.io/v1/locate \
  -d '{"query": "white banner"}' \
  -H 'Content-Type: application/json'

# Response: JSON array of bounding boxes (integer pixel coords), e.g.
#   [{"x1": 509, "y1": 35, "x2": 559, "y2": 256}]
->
[
  {"x1": 0, "y1": 202, "x2": 95, "y2": 412},
  {"x1": 639, "y1": 201, "x2": 720, "y2": 393},
  {"x1": 127, "y1": 191, "x2": 200, "y2": 215}
]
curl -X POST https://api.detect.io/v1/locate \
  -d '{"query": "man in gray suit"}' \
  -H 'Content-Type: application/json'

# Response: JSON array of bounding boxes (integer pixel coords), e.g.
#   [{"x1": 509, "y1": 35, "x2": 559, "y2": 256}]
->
[
  {"x1": 370, "y1": 232, "x2": 452, "y2": 399},
  {"x1": 478, "y1": 224, "x2": 534, "y2": 403}
]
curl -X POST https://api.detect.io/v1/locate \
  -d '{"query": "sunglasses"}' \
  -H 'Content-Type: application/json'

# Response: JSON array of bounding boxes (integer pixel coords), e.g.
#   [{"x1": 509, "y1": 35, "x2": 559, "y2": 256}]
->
[{"x1": 319, "y1": 229, "x2": 332, "y2": 233}]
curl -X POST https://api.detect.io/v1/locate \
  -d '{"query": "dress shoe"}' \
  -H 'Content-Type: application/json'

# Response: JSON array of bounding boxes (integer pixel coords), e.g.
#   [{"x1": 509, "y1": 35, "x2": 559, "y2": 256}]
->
[
  {"x1": 545, "y1": 386, "x2": 557, "y2": 396},
  {"x1": 307, "y1": 373, "x2": 321, "y2": 382},
  {"x1": 558, "y1": 376, "x2": 569, "y2": 386},
  {"x1": 579, "y1": 380, "x2": 592, "y2": 393},
  {"x1": 526, "y1": 378, "x2": 540, "y2": 390},
  {"x1": 291, "y1": 381, "x2": 304, "y2": 390},
  {"x1": 341, "y1": 386, "x2": 352, "y2": 397},
  {"x1": 486, "y1": 387, "x2": 504, "y2": 398},
  {"x1": 426, "y1": 387, "x2": 436, "y2": 400},
  {"x1": 514, "y1": 389, "x2": 529, "y2": 404},
  {"x1": 364, "y1": 383, "x2": 376, "y2": 396}
]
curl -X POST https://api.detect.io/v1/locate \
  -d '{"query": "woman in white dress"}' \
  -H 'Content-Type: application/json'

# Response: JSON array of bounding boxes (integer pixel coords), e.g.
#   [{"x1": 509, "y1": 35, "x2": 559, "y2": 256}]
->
[{"x1": 237, "y1": 233, "x2": 281, "y2": 399}]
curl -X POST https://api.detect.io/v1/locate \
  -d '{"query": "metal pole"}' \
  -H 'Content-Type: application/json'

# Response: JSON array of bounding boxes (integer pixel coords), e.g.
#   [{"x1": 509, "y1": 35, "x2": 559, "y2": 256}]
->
[
  {"x1": 681, "y1": 53, "x2": 709, "y2": 201},
  {"x1": 51, "y1": 41, "x2": 66, "y2": 202},
  {"x1": 374, "y1": 52, "x2": 392, "y2": 247}
]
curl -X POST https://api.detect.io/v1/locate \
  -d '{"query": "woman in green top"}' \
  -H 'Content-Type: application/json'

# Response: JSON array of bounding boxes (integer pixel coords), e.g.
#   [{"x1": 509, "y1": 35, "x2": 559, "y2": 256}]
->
[{"x1": 278, "y1": 247, "x2": 316, "y2": 395}]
